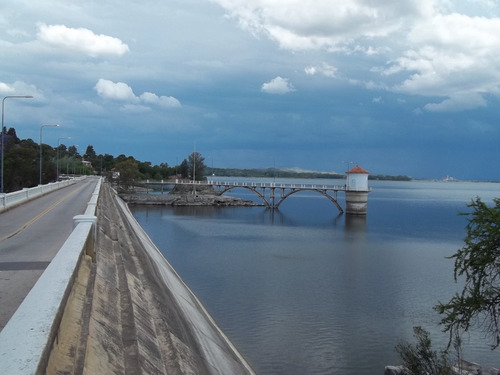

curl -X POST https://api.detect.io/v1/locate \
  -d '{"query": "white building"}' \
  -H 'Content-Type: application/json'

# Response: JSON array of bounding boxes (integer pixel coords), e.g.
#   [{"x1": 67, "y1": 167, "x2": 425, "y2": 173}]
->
[
  {"x1": 345, "y1": 165, "x2": 370, "y2": 215},
  {"x1": 346, "y1": 165, "x2": 369, "y2": 191}
]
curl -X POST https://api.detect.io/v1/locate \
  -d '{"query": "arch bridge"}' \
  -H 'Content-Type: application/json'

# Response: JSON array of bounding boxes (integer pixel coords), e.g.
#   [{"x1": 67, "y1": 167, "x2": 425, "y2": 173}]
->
[{"x1": 208, "y1": 180, "x2": 346, "y2": 213}]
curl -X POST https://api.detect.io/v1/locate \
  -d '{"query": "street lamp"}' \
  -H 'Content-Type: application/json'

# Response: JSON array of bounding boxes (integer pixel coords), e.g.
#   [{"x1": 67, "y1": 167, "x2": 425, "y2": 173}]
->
[
  {"x1": 39, "y1": 124, "x2": 60, "y2": 185},
  {"x1": 1, "y1": 95, "x2": 33, "y2": 193},
  {"x1": 57, "y1": 137, "x2": 71, "y2": 181}
]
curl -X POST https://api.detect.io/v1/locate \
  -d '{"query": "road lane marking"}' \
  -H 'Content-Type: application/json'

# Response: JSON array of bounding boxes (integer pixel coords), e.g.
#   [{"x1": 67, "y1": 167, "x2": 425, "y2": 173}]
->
[{"x1": 0, "y1": 184, "x2": 86, "y2": 242}]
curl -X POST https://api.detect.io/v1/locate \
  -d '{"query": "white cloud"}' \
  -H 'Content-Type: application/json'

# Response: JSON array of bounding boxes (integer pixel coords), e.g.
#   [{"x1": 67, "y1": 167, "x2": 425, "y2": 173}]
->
[
  {"x1": 304, "y1": 67, "x2": 317, "y2": 75},
  {"x1": 215, "y1": 1, "x2": 500, "y2": 112},
  {"x1": 0, "y1": 82, "x2": 16, "y2": 94},
  {"x1": 140, "y1": 92, "x2": 181, "y2": 108},
  {"x1": 37, "y1": 24, "x2": 129, "y2": 57},
  {"x1": 94, "y1": 79, "x2": 137, "y2": 101},
  {"x1": 0, "y1": 81, "x2": 42, "y2": 100},
  {"x1": 423, "y1": 92, "x2": 487, "y2": 112},
  {"x1": 261, "y1": 76, "x2": 295, "y2": 94},
  {"x1": 213, "y1": 0, "x2": 432, "y2": 51},
  {"x1": 381, "y1": 12, "x2": 500, "y2": 111},
  {"x1": 95, "y1": 79, "x2": 181, "y2": 108},
  {"x1": 305, "y1": 62, "x2": 337, "y2": 78}
]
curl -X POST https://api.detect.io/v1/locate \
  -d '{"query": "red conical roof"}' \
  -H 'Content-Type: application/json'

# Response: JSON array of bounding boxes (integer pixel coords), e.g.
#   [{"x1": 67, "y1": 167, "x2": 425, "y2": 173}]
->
[{"x1": 347, "y1": 165, "x2": 369, "y2": 174}]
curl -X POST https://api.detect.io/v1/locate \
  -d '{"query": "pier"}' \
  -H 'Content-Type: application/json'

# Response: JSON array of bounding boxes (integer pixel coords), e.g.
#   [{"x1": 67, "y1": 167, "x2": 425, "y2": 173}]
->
[
  {"x1": 142, "y1": 179, "x2": 347, "y2": 212},
  {"x1": 139, "y1": 165, "x2": 371, "y2": 215},
  {"x1": 143, "y1": 166, "x2": 371, "y2": 215},
  {"x1": 209, "y1": 180, "x2": 346, "y2": 211}
]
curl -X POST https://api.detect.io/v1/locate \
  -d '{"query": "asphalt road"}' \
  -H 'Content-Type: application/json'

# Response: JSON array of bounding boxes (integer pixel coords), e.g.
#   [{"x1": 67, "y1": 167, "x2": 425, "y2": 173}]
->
[{"x1": 0, "y1": 177, "x2": 99, "y2": 331}]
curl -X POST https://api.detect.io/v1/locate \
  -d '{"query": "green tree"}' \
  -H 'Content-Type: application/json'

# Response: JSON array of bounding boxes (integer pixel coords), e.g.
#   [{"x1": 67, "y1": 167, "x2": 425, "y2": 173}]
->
[
  {"x1": 4, "y1": 139, "x2": 38, "y2": 191},
  {"x1": 138, "y1": 161, "x2": 153, "y2": 179},
  {"x1": 151, "y1": 162, "x2": 170, "y2": 180},
  {"x1": 68, "y1": 145, "x2": 79, "y2": 157},
  {"x1": 40, "y1": 143, "x2": 57, "y2": 184},
  {"x1": 188, "y1": 151, "x2": 205, "y2": 181},
  {"x1": 115, "y1": 154, "x2": 129, "y2": 164},
  {"x1": 6, "y1": 127, "x2": 20, "y2": 144},
  {"x1": 396, "y1": 327, "x2": 453, "y2": 375},
  {"x1": 57, "y1": 143, "x2": 68, "y2": 155},
  {"x1": 84, "y1": 145, "x2": 98, "y2": 167},
  {"x1": 435, "y1": 197, "x2": 500, "y2": 349},
  {"x1": 101, "y1": 153, "x2": 115, "y2": 173},
  {"x1": 114, "y1": 158, "x2": 140, "y2": 192},
  {"x1": 179, "y1": 159, "x2": 189, "y2": 179}
]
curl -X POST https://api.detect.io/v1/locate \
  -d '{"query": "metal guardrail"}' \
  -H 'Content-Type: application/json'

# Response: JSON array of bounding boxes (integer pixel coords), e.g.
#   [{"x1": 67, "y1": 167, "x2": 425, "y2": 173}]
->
[
  {"x1": 0, "y1": 178, "x2": 83, "y2": 212},
  {"x1": 0, "y1": 177, "x2": 101, "y2": 375}
]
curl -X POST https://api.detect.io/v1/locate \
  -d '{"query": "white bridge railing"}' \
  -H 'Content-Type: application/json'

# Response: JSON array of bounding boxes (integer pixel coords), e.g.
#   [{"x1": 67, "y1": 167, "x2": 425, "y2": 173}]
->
[
  {"x1": 0, "y1": 178, "x2": 84, "y2": 212},
  {"x1": 146, "y1": 179, "x2": 370, "y2": 192},
  {"x1": 205, "y1": 180, "x2": 347, "y2": 191}
]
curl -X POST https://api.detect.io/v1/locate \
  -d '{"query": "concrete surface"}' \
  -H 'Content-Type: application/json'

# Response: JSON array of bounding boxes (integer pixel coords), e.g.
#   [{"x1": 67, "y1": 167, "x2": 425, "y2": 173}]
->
[{"x1": 46, "y1": 182, "x2": 255, "y2": 374}]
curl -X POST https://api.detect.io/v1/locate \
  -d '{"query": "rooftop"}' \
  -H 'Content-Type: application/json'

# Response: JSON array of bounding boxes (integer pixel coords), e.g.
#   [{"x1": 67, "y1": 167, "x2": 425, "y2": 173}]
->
[{"x1": 347, "y1": 165, "x2": 369, "y2": 174}]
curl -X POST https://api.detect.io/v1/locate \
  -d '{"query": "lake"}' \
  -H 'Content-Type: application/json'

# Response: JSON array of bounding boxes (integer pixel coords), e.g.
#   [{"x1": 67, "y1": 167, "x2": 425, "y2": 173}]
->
[{"x1": 130, "y1": 179, "x2": 500, "y2": 374}]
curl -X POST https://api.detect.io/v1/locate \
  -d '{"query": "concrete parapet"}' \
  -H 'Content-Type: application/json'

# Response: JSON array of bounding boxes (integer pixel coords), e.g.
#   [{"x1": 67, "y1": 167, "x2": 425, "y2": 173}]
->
[
  {"x1": 0, "y1": 178, "x2": 78, "y2": 213},
  {"x1": 0, "y1": 222, "x2": 95, "y2": 375},
  {"x1": 73, "y1": 215, "x2": 97, "y2": 261},
  {"x1": 84, "y1": 179, "x2": 101, "y2": 216}
]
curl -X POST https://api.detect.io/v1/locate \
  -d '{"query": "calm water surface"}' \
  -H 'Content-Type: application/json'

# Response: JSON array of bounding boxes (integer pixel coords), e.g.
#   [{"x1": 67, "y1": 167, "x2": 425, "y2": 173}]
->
[{"x1": 130, "y1": 179, "x2": 500, "y2": 374}]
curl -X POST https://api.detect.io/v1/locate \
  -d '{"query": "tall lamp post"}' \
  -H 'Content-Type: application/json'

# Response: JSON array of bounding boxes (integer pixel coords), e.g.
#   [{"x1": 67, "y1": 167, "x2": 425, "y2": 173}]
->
[
  {"x1": 1, "y1": 95, "x2": 33, "y2": 193},
  {"x1": 57, "y1": 137, "x2": 71, "y2": 181},
  {"x1": 39, "y1": 124, "x2": 59, "y2": 185}
]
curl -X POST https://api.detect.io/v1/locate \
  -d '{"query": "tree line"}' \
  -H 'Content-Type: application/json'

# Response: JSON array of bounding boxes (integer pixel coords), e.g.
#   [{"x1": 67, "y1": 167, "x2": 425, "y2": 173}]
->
[{"x1": 0, "y1": 127, "x2": 206, "y2": 193}]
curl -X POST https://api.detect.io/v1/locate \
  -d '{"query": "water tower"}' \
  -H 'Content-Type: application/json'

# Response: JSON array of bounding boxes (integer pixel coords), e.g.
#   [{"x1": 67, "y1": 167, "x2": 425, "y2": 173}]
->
[{"x1": 345, "y1": 165, "x2": 370, "y2": 215}]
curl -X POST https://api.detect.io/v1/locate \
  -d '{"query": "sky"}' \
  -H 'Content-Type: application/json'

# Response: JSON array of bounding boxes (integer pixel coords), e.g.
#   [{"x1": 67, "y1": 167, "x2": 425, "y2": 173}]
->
[{"x1": 1, "y1": 0, "x2": 500, "y2": 180}]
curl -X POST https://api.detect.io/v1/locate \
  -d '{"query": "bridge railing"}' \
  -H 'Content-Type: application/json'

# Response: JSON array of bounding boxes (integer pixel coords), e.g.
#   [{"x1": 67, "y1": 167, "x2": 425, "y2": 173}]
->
[
  {"x1": 0, "y1": 178, "x2": 84, "y2": 213},
  {"x1": 158, "y1": 179, "x2": 371, "y2": 193},
  {"x1": 0, "y1": 177, "x2": 101, "y2": 375},
  {"x1": 207, "y1": 180, "x2": 346, "y2": 191}
]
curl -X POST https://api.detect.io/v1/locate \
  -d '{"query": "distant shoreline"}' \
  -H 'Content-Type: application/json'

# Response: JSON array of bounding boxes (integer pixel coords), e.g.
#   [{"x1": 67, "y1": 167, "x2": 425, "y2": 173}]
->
[{"x1": 208, "y1": 167, "x2": 412, "y2": 181}]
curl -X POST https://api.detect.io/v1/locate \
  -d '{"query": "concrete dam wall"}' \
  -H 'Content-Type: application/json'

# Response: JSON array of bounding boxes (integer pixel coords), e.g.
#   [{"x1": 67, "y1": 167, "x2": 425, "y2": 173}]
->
[{"x1": 47, "y1": 182, "x2": 255, "y2": 374}]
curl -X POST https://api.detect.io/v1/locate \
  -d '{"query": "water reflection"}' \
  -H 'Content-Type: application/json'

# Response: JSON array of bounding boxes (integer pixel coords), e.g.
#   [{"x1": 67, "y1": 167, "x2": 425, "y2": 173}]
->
[{"x1": 345, "y1": 214, "x2": 367, "y2": 233}]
